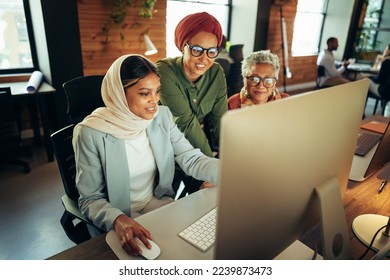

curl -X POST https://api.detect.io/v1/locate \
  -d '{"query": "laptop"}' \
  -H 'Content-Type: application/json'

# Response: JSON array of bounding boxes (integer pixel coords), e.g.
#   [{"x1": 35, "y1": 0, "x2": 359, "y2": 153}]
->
[{"x1": 349, "y1": 120, "x2": 390, "y2": 182}]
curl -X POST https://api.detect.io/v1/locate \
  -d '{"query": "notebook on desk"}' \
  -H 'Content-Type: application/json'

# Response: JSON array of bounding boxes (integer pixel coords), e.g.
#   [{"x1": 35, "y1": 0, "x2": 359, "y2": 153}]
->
[{"x1": 349, "y1": 121, "x2": 390, "y2": 181}]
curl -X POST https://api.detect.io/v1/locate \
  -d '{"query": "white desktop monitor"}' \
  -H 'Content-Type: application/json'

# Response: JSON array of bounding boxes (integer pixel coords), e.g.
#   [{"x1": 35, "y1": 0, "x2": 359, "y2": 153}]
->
[{"x1": 215, "y1": 79, "x2": 370, "y2": 260}]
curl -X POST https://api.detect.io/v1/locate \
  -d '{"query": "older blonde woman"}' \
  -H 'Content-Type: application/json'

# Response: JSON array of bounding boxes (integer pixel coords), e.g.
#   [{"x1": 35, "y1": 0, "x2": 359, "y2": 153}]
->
[{"x1": 228, "y1": 50, "x2": 288, "y2": 110}]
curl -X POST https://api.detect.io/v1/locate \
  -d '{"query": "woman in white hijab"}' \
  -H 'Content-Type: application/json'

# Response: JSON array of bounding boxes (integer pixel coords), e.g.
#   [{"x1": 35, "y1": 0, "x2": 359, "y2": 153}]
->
[{"x1": 73, "y1": 54, "x2": 219, "y2": 257}]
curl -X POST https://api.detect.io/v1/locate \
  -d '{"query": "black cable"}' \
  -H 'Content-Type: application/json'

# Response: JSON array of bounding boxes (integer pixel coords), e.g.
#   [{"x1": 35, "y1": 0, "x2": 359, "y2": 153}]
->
[{"x1": 358, "y1": 224, "x2": 388, "y2": 260}]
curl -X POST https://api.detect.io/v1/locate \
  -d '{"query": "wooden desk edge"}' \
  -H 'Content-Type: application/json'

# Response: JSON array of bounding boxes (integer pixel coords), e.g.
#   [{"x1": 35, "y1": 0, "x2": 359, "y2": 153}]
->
[{"x1": 47, "y1": 233, "x2": 117, "y2": 260}]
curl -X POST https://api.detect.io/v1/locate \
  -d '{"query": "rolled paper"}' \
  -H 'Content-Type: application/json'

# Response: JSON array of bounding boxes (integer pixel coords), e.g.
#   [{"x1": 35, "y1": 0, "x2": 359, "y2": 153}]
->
[{"x1": 26, "y1": 71, "x2": 44, "y2": 93}]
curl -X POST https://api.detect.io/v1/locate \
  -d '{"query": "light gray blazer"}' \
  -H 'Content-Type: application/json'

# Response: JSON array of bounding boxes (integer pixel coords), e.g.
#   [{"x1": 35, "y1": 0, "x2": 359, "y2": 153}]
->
[{"x1": 73, "y1": 106, "x2": 219, "y2": 231}]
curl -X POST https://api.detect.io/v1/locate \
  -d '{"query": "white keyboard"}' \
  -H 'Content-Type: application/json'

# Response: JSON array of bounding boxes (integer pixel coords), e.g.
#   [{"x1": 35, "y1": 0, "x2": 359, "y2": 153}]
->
[{"x1": 178, "y1": 207, "x2": 217, "y2": 252}]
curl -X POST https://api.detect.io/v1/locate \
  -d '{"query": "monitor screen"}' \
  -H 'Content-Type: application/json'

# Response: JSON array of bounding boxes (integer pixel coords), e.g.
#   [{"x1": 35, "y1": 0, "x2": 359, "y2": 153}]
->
[{"x1": 215, "y1": 79, "x2": 370, "y2": 259}]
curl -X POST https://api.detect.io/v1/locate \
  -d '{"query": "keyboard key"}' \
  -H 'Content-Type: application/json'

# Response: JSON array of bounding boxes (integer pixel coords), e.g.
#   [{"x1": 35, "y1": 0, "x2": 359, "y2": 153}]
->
[
  {"x1": 355, "y1": 132, "x2": 382, "y2": 157},
  {"x1": 178, "y1": 208, "x2": 217, "y2": 252}
]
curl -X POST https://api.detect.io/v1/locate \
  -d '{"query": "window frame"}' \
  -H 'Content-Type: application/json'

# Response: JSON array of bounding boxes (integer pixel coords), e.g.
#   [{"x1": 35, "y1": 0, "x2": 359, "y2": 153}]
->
[
  {"x1": 0, "y1": 0, "x2": 39, "y2": 75},
  {"x1": 355, "y1": 0, "x2": 385, "y2": 52},
  {"x1": 291, "y1": 0, "x2": 328, "y2": 57}
]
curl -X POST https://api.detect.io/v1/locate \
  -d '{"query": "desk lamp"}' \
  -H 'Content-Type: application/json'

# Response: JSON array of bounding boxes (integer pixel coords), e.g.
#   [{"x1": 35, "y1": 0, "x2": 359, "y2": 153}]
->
[
  {"x1": 143, "y1": 34, "x2": 158, "y2": 56},
  {"x1": 352, "y1": 164, "x2": 390, "y2": 258},
  {"x1": 352, "y1": 214, "x2": 390, "y2": 258}
]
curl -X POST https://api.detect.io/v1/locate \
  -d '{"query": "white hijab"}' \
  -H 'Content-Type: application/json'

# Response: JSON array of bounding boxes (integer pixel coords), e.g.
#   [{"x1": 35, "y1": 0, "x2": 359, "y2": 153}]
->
[{"x1": 75, "y1": 54, "x2": 159, "y2": 140}]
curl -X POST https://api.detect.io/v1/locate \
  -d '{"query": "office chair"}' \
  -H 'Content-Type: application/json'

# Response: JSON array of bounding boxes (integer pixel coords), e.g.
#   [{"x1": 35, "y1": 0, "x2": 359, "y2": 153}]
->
[
  {"x1": 62, "y1": 75, "x2": 105, "y2": 124},
  {"x1": 377, "y1": 76, "x2": 390, "y2": 115},
  {"x1": 366, "y1": 91, "x2": 381, "y2": 115},
  {"x1": 367, "y1": 75, "x2": 390, "y2": 116},
  {"x1": 215, "y1": 58, "x2": 231, "y2": 78},
  {"x1": 316, "y1": 65, "x2": 326, "y2": 89},
  {"x1": 0, "y1": 87, "x2": 31, "y2": 173},
  {"x1": 51, "y1": 124, "x2": 101, "y2": 244}
]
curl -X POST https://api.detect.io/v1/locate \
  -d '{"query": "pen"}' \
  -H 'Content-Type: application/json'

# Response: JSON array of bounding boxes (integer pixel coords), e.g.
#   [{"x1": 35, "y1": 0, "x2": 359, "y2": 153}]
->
[{"x1": 378, "y1": 180, "x2": 388, "y2": 194}]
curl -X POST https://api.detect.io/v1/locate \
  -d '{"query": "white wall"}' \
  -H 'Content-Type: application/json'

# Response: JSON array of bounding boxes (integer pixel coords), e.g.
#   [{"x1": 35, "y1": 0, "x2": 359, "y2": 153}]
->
[
  {"x1": 320, "y1": 0, "x2": 354, "y2": 60},
  {"x1": 229, "y1": 0, "x2": 258, "y2": 58}
]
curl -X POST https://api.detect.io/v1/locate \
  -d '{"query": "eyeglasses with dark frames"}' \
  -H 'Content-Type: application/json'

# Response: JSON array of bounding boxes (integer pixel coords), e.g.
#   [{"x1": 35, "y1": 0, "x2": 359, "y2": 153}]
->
[
  {"x1": 246, "y1": 76, "x2": 277, "y2": 88},
  {"x1": 185, "y1": 43, "x2": 221, "y2": 59}
]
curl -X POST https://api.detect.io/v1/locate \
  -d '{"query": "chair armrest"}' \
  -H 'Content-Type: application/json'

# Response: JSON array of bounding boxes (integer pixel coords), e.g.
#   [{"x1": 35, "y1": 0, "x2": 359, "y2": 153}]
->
[{"x1": 61, "y1": 195, "x2": 94, "y2": 226}]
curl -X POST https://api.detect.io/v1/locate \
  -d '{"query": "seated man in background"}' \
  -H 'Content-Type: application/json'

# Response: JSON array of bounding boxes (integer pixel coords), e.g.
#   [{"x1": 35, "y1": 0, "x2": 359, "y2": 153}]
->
[{"x1": 317, "y1": 37, "x2": 352, "y2": 87}]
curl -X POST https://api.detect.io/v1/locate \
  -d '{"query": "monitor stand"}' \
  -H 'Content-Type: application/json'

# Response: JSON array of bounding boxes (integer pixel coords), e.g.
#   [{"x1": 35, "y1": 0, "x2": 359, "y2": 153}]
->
[
  {"x1": 352, "y1": 214, "x2": 390, "y2": 258},
  {"x1": 315, "y1": 177, "x2": 352, "y2": 260}
]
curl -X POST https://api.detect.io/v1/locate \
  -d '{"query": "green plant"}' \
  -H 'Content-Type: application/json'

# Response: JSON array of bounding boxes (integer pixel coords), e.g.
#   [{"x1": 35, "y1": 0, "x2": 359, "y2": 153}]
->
[
  {"x1": 354, "y1": 0, "x2": 383, "y2": 53},
  {"x1": 139, "y1": 0, "x2": 157, "y2": 18},
  {"x1": 101, "y1": 0, "x2": 157, "y2": 44}
]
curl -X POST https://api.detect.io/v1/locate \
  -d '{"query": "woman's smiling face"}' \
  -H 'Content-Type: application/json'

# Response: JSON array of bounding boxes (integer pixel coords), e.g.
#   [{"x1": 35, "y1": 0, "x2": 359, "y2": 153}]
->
[
  {"x1": 245, "y1": 63, "x2": 276, "y2": 105},
  {"x1": 125, "y1": 73, "x2": 160, "y2": 120},
  {"x1": 182, "y1": 31, "x2": 219, "y2": 83}
]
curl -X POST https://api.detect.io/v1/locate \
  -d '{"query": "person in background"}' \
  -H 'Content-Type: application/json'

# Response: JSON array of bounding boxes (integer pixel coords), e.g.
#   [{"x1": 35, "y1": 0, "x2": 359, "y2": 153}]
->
[
  {"x1": 369, "y1": 44, "x2": 390, "y2": 99},
  {"x1": 372, "y1": 44, "x2": 390, "y2": 71},
  {"x1": 317, "y1": 37, "x2": 352, "y2": 87},
  {"x1": 228, "y1": 50, "x2": 288, "y2": 109},
  {"x1": 156, "y1": 12, "x2": 228, "y2": 195},
  {"x1": 72, "y1": 54, "x2": 219, "y2": 257}
]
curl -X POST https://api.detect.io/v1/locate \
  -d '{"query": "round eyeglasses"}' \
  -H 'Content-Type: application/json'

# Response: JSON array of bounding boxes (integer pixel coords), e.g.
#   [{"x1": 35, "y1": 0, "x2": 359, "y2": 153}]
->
[
  {"x1": 185, "y1": 43, "x2": 221, "y2": 59},
  {"x1": 246, "y1": 76, "x2": 277, "y2": 88}
]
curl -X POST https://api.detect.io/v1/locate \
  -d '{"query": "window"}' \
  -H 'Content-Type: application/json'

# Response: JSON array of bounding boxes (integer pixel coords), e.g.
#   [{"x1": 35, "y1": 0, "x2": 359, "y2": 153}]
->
[
  {"x1": 291, "y1": 0, "x2": 327, "y2": 56},
  {"x1": 0, "y1": 0, "x2": 37, "y2": 74},
  {"x1": 166, "y1": 0, "x2": 231, "y2": 58},
  {"x1": 356, "y1": 0, "x2": 385, "y2": 52}
]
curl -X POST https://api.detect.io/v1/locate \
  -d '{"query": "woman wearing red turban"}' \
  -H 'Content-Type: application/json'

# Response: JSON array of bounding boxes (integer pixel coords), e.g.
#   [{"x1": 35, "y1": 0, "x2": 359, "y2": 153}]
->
[{"x1": 156, "y1": 12, "x2": 228, "y2": 196}]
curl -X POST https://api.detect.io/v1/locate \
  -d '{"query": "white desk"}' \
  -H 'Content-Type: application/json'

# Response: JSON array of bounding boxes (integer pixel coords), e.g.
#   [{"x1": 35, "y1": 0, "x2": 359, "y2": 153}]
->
[
  {"x1": 1, "y1": 81, "x2": 56, "y2": 162},
  {"x1": 106, "y1": 188, "x2": 320, "y2": 260}
]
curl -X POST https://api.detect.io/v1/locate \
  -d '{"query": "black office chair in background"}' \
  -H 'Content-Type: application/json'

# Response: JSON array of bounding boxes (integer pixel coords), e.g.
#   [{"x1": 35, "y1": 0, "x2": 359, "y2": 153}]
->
[
  {"x1": 366, "y1": 74, "x2": 389, "y2": 116},
  {"x1": 366, "y1": 91, "x2": 381, "y2": 116},
  {"x1": 62, "y1": 75, "x2": 105, "y2": 124},
  {"x1": 226, "y1": 44, "x2": 244, "y2": 97},
  {"x1": 0, "y1": 87, "x2": 31, "y2": 173},
  {"x1": 316, "y1": 65, "x2": 326, "y2": 89},
  {"x1": 51, "y1": 124, "x2": 102, "y2": 244},
  {"x1": 215, "y1": 58, "x2": 231, "y2": 78},
  {"x1": 54, "y1": 75, "x2": 106, "y2": 243}
]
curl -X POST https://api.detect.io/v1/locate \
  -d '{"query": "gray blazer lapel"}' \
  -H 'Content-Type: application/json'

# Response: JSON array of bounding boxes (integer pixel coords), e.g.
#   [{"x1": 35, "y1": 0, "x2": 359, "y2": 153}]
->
[
  {"x1": 104, "y1": 134, "x2": 131, "y2": 216},
  {"x1": 147, "y1": 120, "x2": 175, "y2": 190}
]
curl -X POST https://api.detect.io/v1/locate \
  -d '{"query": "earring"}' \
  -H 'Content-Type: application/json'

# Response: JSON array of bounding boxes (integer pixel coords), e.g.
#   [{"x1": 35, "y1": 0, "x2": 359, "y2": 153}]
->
[{"x1": 244, "y1": 89, "x2": 251, "y2": 99}]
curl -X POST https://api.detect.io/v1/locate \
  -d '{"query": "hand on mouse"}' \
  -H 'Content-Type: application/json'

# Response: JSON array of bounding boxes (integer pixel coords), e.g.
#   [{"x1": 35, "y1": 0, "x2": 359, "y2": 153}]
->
[{"x1": 113, "y1": 214, "x2": 152, "y2": 256}]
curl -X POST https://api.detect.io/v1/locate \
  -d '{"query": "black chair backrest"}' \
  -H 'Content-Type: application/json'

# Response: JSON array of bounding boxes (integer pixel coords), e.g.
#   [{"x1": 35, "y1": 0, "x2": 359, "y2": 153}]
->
[
  {"x1": 316, "y1": 65, "x2": 326, "y2": 88},
  {"x1": 229, "y1": 44, "x2": 244, "y2": 63},
  {"x1": 317, "y1": 65, "x2": 325, "y2": 77},
  {"x1": 0, "y1": 87, "x2": 19, "y2": 142},
  {"x1": 215, "y1": 58, "x2": 231, "y2": 77},
  {"x1": 63, "y1": 75, "x2": 105, "y2": 124},
  {"x1": 226, "y1": 63, "x2": 244, "y2": 96},
  {"x1": 51, "y1": 124, "x2": 79, "y2": 202}
]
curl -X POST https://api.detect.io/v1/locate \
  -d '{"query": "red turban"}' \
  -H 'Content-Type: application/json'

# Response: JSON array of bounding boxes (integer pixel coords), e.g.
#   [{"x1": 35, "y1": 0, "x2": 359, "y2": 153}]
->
[{"x1": 174, "y1": 12, "x2": 223, "y2": 52}]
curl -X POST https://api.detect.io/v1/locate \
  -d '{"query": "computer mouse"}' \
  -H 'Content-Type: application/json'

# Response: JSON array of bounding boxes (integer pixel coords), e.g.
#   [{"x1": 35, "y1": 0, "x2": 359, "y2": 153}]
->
[{"x1": 134, "y1": 237, "x2": 161, "y2": 260}]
